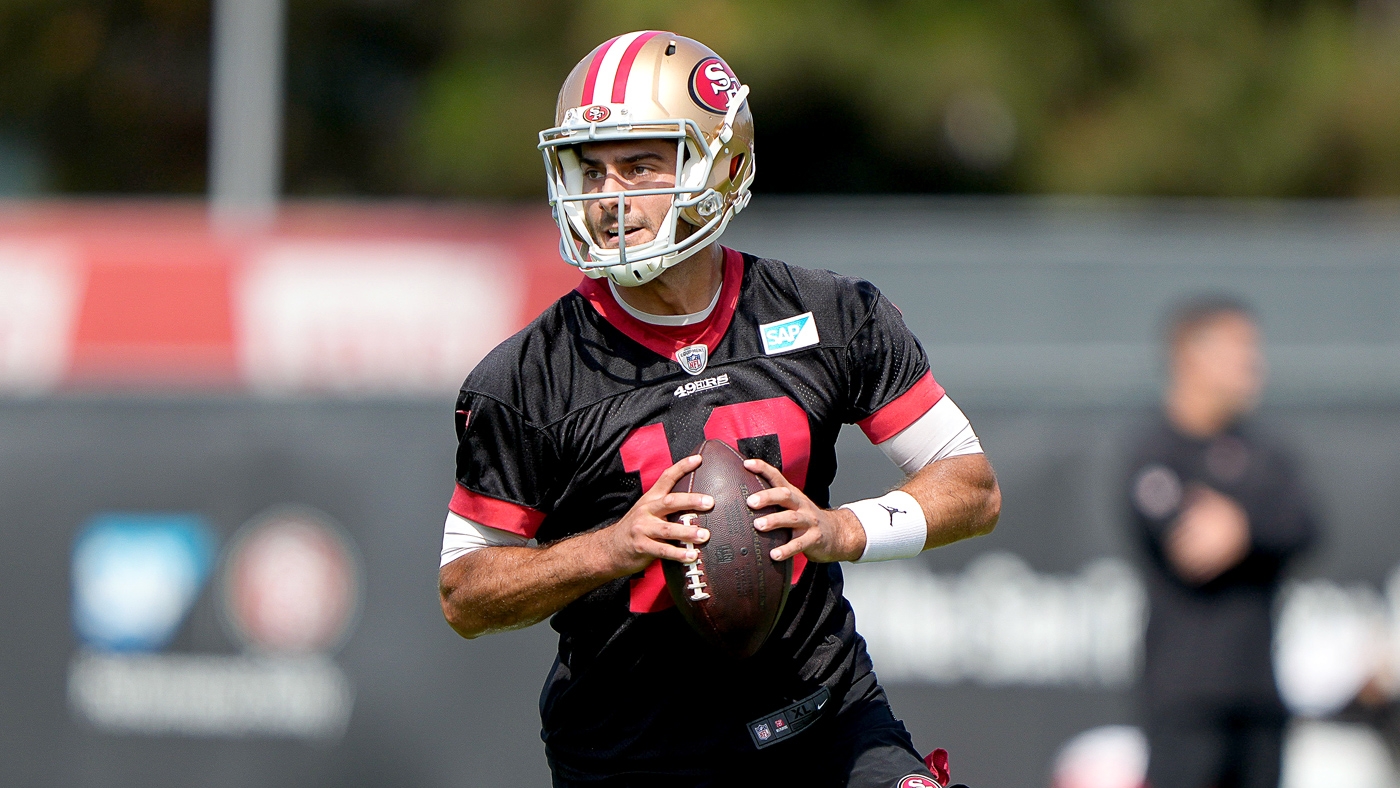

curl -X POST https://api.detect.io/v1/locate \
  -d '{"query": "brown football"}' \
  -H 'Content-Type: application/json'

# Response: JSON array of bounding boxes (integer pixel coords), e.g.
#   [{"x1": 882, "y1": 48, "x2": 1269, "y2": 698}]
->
[{"x1": 663, "y1": 439, "x2": 793, "y2": 658}]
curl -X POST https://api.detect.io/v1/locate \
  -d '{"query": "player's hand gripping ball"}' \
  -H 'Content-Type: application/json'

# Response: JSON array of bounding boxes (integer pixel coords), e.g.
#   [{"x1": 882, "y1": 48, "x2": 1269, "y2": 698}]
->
[{"x1": 664, "y1": 440, "x2": 793, "y2": 658}]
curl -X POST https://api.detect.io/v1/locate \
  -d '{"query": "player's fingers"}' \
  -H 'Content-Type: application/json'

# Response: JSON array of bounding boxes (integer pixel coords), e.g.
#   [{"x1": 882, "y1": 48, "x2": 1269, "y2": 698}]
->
[
  {"x1": 752, "y1": 508, "x2": 813, "y2": 531},
  {"x1": 745, "y1": 486, "x2": 798, "y2": 511},
  {"x1": 649, "y1": 455, "x2": 703, "y2": 495},
  {"x1": 655, "y1": 492, "x2": 714, "y2": 515},
  {"x1": 644, "y1": 519, "x2": 711, "y2": 545},
  {"x1": 742, "y1": 458, "x2": 790, "y2": 489},
  {"x1": 771, "y1": 528, "x2": 821, "y2": 561},
  {"x1": 639, "y1": 536, "x2": 700, "y2": 563}
]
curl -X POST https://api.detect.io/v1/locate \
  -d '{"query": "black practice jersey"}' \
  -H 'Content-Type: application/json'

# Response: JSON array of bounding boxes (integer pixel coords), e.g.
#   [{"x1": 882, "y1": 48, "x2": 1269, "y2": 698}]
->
[
  {"x1": 450, "y1": 248, "x2": 945, "y2": 779},
  {"x1": 1125, "y1": 418, "x2": 1317, "y2": 711}
]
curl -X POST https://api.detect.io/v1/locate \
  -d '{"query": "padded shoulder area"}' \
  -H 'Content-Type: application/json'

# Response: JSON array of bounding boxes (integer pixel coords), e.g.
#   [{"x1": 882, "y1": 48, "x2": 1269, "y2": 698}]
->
[
  {"x1": 459, "y1": 292, "x2": 586, "y2": 425},
  {"x1": 744, "y1": 255, "x2": 883, "y2": 348}
]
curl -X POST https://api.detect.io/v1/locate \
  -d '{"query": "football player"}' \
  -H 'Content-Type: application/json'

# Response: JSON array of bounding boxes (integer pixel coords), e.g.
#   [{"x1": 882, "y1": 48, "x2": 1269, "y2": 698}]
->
[{"x1": 438, "y1": 32, "x2": 1000, "y2": 788}]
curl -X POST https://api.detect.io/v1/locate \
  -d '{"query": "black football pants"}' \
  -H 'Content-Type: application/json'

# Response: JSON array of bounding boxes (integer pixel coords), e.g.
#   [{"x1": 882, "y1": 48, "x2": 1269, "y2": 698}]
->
[
  {"x1": 550, "y1": 693, "x2": 941, "y2": 788},
  {"x1": 1146, "y1": 702, "x2": 1286, "y2": 788}
]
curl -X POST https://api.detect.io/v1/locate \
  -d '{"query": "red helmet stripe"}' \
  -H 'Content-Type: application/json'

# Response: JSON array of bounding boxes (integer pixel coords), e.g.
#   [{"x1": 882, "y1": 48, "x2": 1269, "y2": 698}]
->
[
  {"x1": 610, "y1": 31, "x2": 663, "y2": 104},
  {"x1": 581, "y1": 36, "x2": 620, "y2": 105}
]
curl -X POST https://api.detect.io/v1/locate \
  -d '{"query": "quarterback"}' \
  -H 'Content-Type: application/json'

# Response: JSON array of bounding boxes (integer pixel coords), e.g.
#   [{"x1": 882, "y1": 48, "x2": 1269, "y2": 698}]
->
[{"x1": 438, "y1": 32, "x2": 1001, "y2": 788}]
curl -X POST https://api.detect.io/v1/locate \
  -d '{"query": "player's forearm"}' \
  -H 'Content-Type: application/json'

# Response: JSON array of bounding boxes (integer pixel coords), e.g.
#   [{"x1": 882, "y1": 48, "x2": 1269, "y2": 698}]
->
[
  {"x1": 902, "y1": 453, "x2": 1001, "y2": 550},
  {"x1": 439, "y1": 530, "x2": 628, "y2": 639}
]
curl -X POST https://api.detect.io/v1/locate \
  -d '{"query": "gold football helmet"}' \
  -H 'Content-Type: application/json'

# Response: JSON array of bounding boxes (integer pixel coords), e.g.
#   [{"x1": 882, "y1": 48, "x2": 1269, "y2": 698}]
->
[{"x1": 538, "y1": 32, "x2": 756, "y2": 287}]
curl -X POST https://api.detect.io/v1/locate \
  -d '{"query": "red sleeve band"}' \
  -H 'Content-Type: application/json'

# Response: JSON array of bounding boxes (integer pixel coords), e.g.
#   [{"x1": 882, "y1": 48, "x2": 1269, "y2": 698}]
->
[
  {"x1": 857, "y1": 370, "x2": 946, "y2": 444},
  {"x1": 449, "y1": 483, "x2": 546, "y2": 539}
]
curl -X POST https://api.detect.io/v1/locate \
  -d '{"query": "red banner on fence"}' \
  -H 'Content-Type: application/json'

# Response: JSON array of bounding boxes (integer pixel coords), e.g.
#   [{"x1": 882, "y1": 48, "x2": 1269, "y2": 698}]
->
[{"x1": 0, "y1": 201, "x2": 577, "y2": 396}]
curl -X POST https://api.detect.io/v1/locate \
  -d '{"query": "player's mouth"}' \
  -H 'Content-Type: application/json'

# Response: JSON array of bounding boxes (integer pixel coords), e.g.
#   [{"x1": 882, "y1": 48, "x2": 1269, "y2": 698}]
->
[{"x1": 603, "y1": 225, "x2": 651, "y2": 247}]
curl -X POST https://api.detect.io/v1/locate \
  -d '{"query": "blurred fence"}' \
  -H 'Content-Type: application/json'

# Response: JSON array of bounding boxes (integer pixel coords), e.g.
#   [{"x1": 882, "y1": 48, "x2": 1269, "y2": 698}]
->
[{"x1": 2, "y1": 197, "x2": 1398, "y2": 788}]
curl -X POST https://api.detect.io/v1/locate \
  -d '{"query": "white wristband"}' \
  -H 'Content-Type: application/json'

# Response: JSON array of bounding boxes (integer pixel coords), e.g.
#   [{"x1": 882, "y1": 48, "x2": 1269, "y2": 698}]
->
[{"x1": 841, "y1": 490, "x2": 927, "y2": 563}]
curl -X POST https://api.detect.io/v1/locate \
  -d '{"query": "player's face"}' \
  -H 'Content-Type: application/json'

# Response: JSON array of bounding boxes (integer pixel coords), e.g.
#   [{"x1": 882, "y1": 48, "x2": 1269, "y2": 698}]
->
[
  {"x1": 577, "y1": 139, "x2": 680, "y2": 250},
  {"x1": 1179, "y1": 312, "x2": 1265, "y2": 417}
]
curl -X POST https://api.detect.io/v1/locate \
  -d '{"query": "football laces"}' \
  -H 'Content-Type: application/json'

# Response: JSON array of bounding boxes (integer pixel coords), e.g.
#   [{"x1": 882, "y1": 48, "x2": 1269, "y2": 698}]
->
[{"x1": 678, "y1": 513, "x2": 710, "y2": 601}]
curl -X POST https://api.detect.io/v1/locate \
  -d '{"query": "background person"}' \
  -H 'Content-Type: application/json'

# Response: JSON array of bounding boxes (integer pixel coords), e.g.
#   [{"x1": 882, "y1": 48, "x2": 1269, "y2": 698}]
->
[{"x1": 1125, "y1": 296, "x2": 1318, "y2": 788}]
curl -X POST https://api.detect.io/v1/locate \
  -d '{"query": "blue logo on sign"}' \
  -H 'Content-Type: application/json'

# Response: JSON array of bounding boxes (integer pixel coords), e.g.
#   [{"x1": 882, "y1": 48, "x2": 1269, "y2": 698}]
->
[{"x1": 72, "y1": 513, "x2": 215, "y2": 652}]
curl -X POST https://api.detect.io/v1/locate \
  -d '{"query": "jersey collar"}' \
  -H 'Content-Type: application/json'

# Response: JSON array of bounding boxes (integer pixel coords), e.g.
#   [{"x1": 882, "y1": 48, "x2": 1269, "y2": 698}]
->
[
  {"x1": 608, "y1": 277, "x2": 722, "y2": 326},
  {"x1": 575, "y1": 246, "x2": 744, "y2": 362}
]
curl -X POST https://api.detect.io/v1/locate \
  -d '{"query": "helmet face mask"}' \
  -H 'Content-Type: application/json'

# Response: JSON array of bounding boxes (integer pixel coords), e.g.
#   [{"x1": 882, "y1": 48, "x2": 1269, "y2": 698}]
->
[{"x1": 538, "y1": 32, "x2": 755, "y2": 287}]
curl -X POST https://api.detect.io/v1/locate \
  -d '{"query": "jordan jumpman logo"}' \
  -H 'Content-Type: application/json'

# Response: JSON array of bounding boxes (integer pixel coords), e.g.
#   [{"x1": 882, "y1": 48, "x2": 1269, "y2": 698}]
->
[{"x1": 878, "y1": 503, "x2": 905, "y2": 526}]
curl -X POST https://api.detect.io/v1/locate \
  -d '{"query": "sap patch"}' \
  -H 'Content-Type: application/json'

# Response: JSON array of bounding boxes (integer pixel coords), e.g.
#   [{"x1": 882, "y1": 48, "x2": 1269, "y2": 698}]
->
[{"x1": 759, "y1": 312, "x2": 819, "y2": 355}]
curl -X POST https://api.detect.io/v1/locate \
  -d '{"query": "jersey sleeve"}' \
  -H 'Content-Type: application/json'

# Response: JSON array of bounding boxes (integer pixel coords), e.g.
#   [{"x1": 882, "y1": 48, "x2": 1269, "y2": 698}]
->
[
  {"x1": 844, "y1": 289, "x2": 946, "y2": 443},
  {"x1": 450, "y1": 391, "x2": 560, "y2": 540}
]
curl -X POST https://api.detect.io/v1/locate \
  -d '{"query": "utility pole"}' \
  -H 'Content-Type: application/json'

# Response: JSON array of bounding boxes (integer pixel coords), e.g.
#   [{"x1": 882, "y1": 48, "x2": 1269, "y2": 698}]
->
[{"x1": 208, "y1": 0, "x2": 286, "y2": 230}]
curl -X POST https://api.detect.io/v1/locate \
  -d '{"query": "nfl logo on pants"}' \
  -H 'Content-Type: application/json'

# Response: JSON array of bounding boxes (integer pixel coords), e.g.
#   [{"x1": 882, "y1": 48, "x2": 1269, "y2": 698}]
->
[{"x1": 675, "y1": 344, "x2": 709, "y2": 376}]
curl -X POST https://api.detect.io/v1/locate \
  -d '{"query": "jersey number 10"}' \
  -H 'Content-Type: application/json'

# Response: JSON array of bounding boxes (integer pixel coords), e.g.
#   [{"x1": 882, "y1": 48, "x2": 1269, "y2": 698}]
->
[{"x1": 619, "y1": 396, "x2": 811, "y2": 614}]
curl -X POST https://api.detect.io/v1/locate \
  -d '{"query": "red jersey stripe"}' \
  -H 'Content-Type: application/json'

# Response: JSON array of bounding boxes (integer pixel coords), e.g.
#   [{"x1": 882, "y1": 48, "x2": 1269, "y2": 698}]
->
[
  {"x1": 581, "y1": 36, "x2": 620, "y2": 105},
  {"x1": 610, "y1": 31, "x2": 662, "y2": 104},
  {"x1": 628, "y1": 563, "x2": 674, "y2": 613},
  {"x1": 857, "y1": 371, "x2": 946, "y2": 444},
  {"x1": 449, "y1": 483, "x2": 546, "y2": 539}
]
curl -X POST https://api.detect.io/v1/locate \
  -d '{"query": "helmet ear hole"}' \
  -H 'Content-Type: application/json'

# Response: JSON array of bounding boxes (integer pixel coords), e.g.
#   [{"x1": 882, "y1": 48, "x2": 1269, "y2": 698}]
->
[{"x1": 729, "y1": 153, "x2": 745, "y2": 182}]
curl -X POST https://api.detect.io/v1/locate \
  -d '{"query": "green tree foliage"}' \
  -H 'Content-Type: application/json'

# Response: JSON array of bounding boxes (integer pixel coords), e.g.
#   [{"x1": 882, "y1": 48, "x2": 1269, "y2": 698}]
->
[
  {"x1": 0, "y1": 0, "x2": 1396, "y2": 196},
  {"x1": 408, "y1": 0, "x2": 1085, "y2": 196},
  {"x1": 0, "y1": 0, "x2": 212, "y2": 192},
  {"x1": 1033, "y1": 0, "x2": 1400, "y2": 196},
  {"x1": 409, "y1": 0, "x2": 1400, "y2": 197},
  {"x1": 0, "y1": 0, "x2": 450, "y2": 194}
]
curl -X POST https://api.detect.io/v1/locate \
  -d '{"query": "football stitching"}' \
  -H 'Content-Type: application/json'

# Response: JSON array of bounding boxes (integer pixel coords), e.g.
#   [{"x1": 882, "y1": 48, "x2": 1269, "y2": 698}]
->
[{"x1": 678, "y1": 513, "x2": 710, "y2": 601}]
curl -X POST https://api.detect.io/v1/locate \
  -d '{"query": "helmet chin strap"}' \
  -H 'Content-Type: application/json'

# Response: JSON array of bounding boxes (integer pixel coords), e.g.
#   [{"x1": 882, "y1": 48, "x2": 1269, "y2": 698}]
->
[
  {"x1": 583, "y1": 192, "x2": 678, "y2": 269},
  {"x1": 583, "y1": 191, "x2": 696, "y2": 287},
  {"x1": 604, "y1": 214, "x2": 721, "y2": 287}
]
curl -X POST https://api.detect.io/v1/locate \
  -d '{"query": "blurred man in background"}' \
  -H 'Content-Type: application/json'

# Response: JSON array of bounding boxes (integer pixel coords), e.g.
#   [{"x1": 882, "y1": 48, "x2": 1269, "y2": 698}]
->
[{"x1": 1125, "y1": 297, "x2": 1318, "y2": 788}]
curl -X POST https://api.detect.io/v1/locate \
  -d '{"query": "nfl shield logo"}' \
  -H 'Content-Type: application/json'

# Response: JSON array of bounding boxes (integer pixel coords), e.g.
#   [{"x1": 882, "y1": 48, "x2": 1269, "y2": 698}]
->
[
  {"x1": 754, "y1": 723, "x2": 771, "y2": 741},
  {"x1": 675, "y1": 344, "x2": 708, "y2": 376}
]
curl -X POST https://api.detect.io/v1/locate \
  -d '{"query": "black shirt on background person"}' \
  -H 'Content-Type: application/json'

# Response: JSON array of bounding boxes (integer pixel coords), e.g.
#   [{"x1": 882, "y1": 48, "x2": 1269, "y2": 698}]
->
[{"x1": 1128, "y1": 420, "x2": 1317, "y2": 709}]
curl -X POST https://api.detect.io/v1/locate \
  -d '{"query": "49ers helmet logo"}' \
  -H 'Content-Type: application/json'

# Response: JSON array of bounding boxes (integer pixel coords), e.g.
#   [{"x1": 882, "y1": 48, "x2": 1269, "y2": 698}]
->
[
  {"x1": 688, "y1": 56, "x2": 742, "y2": 114},
  {"x1": 898, "y1": 777, "x2": 940, "y2": 788},
  {"x1": 583, "y1": 105, "x2": 610, "y2": 122}
]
